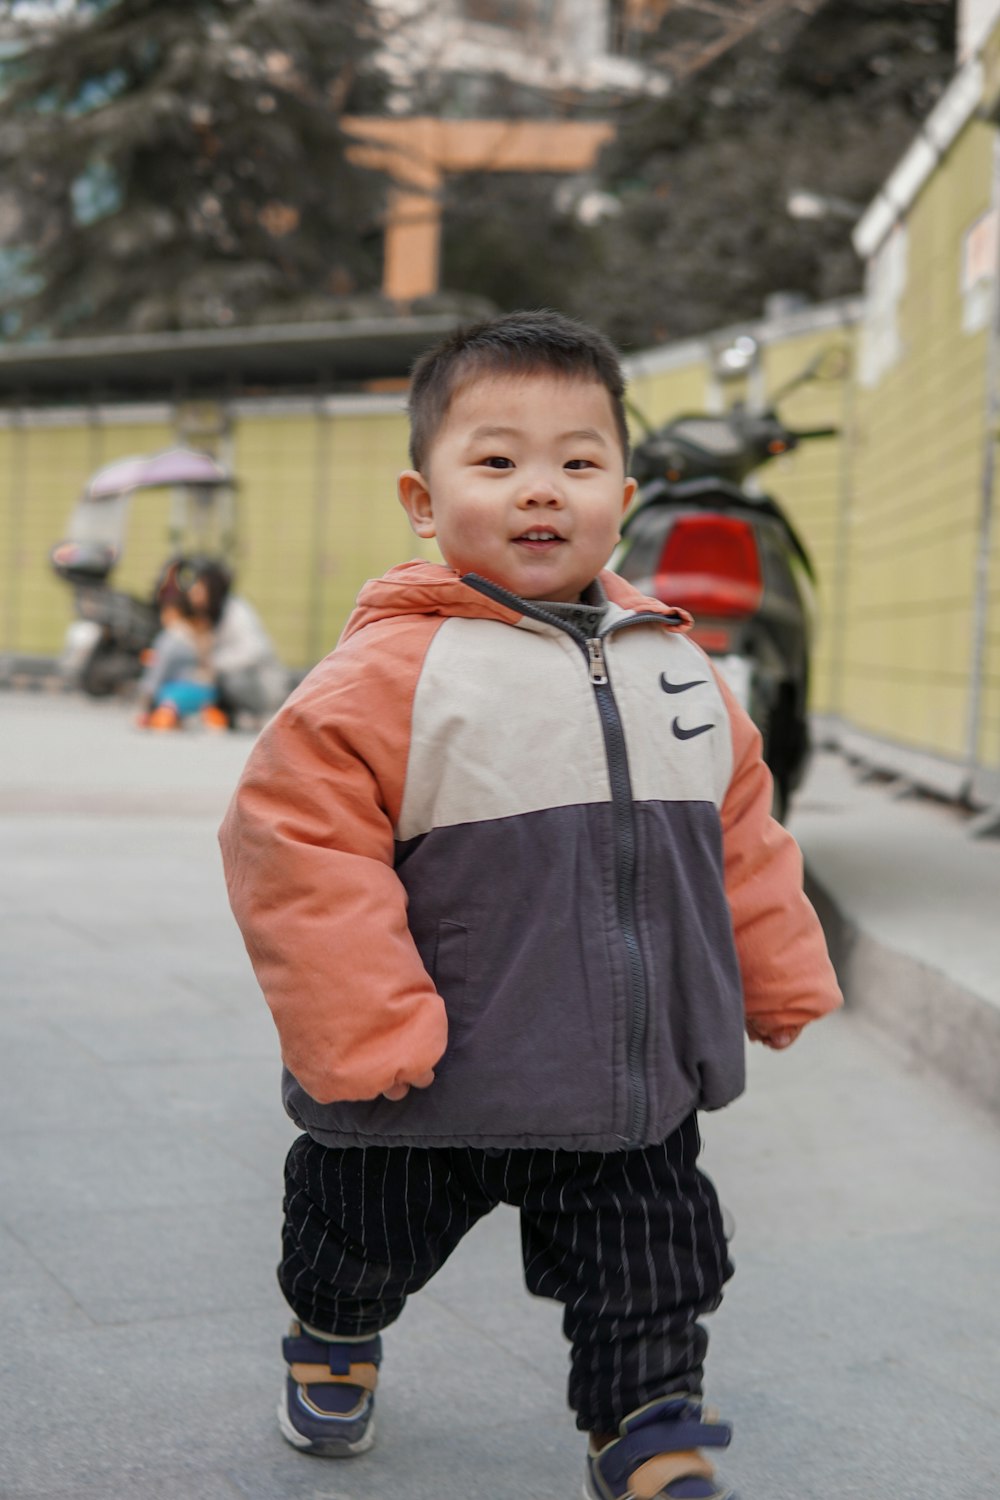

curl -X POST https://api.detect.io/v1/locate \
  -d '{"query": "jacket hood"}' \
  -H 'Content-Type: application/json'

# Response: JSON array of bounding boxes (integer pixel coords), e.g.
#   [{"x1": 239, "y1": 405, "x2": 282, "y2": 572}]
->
[{"x1": 341, "y1": 561, "x2": 692, "y2": 643}]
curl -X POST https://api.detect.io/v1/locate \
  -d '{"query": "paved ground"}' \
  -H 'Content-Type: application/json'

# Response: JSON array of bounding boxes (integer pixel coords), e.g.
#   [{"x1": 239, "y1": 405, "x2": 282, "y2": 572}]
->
[
  {"x1": 789, "y1": 751, "x2": 1000, "y2": 1120},
  {"x1": 1, "y1": 694, "x2": 999, "y2": 1499}
]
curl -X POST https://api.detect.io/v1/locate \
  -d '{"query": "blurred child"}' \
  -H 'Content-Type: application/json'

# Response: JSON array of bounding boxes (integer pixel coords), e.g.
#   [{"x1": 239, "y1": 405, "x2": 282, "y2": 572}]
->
[
  {"x1": 185, "y1": 560, "x2": 288, "y2": 725},
  {"x1": 135, "y1": 589, "x2": 226, "y2": 731}
]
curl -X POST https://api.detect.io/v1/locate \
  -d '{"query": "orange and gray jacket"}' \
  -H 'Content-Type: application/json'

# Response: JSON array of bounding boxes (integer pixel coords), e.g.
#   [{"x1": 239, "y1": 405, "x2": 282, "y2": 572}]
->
[{"x1": 220, "y1": 561, "x2": 842, "y2": 1151}]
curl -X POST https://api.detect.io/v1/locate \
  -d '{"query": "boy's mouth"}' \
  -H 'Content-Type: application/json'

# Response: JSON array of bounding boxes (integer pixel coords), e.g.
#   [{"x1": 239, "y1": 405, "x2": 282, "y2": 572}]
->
[{"x1": 513, "y1": 528, "x2": 565, "y2": 551}]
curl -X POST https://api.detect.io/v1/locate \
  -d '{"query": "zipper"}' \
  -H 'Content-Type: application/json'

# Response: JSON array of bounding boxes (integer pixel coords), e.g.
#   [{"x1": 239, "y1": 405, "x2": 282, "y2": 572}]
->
[
  {"x1": 587, "y1": 637, "x2": 608, "y2": 684},
  {"x1": 463, "y1": 574, "x2": 683, "y2": 1144}
]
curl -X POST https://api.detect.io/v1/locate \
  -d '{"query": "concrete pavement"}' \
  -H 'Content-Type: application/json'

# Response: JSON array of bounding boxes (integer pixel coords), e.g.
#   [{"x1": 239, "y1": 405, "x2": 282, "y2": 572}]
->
[
  {"x1": 1, "y1": 693, "x2": 998, "y2": 1499},
  {"x1": 789, "y1": 750, "x2": 1000, "y2": 1120}
]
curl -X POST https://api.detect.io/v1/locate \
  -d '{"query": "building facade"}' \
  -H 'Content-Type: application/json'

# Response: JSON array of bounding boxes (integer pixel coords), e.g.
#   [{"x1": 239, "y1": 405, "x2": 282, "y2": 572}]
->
[{"x1": 371, "y1": 0, "x2": 668, "y2": 108}]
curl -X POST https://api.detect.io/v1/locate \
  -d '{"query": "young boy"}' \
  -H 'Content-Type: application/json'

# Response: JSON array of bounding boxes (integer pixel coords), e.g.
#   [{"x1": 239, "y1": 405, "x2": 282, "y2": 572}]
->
[{"x1": 219, "y1": 310, "x2": 842, "y2": 1500}]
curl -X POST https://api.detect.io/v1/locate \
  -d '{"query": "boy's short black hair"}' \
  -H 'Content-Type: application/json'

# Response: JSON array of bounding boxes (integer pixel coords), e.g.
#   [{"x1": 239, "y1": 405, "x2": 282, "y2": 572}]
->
[{"x1": 407, "y1": 308, "x2": 630, "y2": 471}]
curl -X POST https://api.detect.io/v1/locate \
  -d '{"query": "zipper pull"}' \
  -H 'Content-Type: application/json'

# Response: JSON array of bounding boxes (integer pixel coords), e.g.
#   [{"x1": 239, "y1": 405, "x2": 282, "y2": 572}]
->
[{"x1": 587, "y1": 637, "x2": 609, "y2": 685}]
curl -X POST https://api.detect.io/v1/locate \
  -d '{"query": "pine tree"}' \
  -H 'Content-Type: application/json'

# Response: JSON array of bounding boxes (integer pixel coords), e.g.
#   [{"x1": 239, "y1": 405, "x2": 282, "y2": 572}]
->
[
  {"x1": 441, "y1": 0, "x2": 957, "y2": 348},
  {"x1": 0, "y1": 0, "x2": 387, "y2": 337}
]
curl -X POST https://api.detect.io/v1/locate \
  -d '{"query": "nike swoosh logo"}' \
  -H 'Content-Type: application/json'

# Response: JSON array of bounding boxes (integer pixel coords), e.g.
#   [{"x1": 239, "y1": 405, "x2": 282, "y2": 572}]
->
[
  {"x1": 672, "y1": 717, "x2": 715, "y2": 740},
  {"x1": 660, "y1": 672, "x2": 707, "y2": 694}
]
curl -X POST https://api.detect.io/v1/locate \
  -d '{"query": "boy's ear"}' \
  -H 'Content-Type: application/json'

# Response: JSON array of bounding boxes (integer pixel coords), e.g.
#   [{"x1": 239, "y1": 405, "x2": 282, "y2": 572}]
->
[
  {"x1": 398, "y1": 470, "x2": 436, "y2": 538},
  {"x1": 612, "y1": 478, "x2": 639, "y2": 547}
]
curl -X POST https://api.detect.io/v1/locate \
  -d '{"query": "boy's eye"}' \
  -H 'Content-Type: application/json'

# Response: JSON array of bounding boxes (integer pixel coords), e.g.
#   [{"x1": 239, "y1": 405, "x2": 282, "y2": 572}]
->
[
  {"x1": 565, "y1": 458, "x2": 595, "y2": 470},
  {"x1": 481, "y1": 456, "x2": 514, "y2": 469}
]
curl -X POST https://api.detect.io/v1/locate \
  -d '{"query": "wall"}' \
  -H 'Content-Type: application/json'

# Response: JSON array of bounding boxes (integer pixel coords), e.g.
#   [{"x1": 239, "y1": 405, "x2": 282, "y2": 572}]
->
[
  {"x1": 0, "y1": 408, "x2": 177, "y2": 658},
  {"x1": 0, "y1": 313, "x2": 854, "y2": 701},
  {"x1": 844, "y1": 36, "x2": 1000, "y2": 801},
  {"x1": 230, "y1": 397, "x2": 434, "y2": 666},
  {"x1": 845, "y1": 121, "x2": 993, "y2": 768},
  {"x1": 0, "y1": 397, "x2": 434, "y2": 669}
]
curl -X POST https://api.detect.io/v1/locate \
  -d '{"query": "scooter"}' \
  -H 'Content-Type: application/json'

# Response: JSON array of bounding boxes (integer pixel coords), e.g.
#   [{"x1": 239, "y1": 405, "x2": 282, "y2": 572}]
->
[
  {"x1": 611, "y1": 359, "x2": 838, "y2": 820},
  {"x1": 50, "y1": 447, "x2": 235, "y2": 697}
]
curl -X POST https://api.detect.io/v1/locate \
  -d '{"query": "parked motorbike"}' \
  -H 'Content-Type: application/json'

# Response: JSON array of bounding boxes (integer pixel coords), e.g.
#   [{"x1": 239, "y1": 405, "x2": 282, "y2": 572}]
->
[
  {"x1": 50, "y1": 447, "x2": 235, "y2": 697},
  {"x1": 612, "y1": 359, "x2": 838, "y2": 820}
]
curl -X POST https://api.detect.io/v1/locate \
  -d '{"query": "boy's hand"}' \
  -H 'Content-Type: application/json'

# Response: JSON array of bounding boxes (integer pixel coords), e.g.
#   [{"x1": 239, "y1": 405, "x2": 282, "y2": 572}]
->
[
  {"x1": 746, "y1": 1018, "x2": 802, "y2": 1050},
  {"x1": 382, "y1": 1068, "x2": 436, "y2": 1101}
]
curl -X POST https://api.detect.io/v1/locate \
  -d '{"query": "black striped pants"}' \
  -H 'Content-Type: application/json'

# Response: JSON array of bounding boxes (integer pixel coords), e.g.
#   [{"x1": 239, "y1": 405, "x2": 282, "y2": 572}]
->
[{"x1": 279, "y1": 1112, "x2": 732, "y2": 1433}]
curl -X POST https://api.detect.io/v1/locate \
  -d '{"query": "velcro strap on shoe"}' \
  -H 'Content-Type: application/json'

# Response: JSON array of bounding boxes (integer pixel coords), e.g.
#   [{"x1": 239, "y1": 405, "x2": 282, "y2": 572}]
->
[
  {"x1": 288, "y1": 1359, "x2": 379, "y2": 1392},
  {"x1": 282, "y1": 1330, "x2": 382, "y2": 1374},
  {"x1": 624, "y1": 1397, "x2": 731, "y2": 1450},
  {"x1": 597, "y1": 1399, "x2": 731, "y2": 1495},
  {"x1": 628, "y1": 1450, "x2": 716, "y2": 1499}
]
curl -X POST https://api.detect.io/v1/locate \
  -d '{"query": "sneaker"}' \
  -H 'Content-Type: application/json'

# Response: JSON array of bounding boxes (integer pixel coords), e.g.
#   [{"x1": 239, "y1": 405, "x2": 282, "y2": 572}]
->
[
  {"x1": 278, "y1": 1322, "x2": 381, "y2": 1457},
  {"x1": 583, "y1": 1395, "x2": 737, "y2": 1500},
  {"x1": 148, "y1": 703, "x2": 181, "y2": 731},
  {"x1": 200, "y1": 704, "x2": 230, "y2": 732}
]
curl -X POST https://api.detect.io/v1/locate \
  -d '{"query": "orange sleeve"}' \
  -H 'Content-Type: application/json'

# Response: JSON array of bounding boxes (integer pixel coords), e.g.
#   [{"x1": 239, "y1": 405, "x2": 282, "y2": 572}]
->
[
  {"x1": 714, "y1": 671, "x2": 843, "y2": 1038},
  {"x1": 218, "y1": 620, "x2": 448, "y2": 1103}
]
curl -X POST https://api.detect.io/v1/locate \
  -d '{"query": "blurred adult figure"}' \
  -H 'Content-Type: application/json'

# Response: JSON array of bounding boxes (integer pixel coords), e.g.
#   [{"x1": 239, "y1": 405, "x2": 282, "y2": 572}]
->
[{"x1": 186, "y1": 561, "x2": 289, "y2": 724}]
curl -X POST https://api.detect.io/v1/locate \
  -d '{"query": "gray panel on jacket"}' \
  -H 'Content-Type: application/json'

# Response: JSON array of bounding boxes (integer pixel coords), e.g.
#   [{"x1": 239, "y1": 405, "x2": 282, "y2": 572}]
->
[{"x1": 284, "y1": 800, "x2": 745, "y2": 1151}]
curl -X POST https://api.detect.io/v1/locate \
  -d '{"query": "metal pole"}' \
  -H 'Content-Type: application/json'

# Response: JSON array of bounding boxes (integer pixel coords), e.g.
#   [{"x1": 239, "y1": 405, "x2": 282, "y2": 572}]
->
[
  {"x1": 965, "y1": 131, "x2": 1000, "y2": 795},
  {"x1": 307, "y1": 399, "x2": 333, "y2": 669},
  {"x1": 4, "y1": 407, "x2": 25, "y2": 653},
  {"x1": 830, "y1": 339, "x2": 857, "y2": 723}
]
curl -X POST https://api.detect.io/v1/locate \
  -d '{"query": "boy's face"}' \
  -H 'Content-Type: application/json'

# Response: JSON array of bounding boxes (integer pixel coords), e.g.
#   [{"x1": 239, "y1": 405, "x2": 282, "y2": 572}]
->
[{"x1": 398, "y1": 371, "x2": 637, "y2": 603}]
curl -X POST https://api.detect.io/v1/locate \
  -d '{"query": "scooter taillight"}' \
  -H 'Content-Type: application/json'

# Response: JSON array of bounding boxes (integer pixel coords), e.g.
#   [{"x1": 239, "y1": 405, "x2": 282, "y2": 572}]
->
[
  {"x1": 689, "y1": 625, "x2": 734, "y2": 653},
  {"x1": 653, "y1": 515, "x2": 763, "y2": 618}
]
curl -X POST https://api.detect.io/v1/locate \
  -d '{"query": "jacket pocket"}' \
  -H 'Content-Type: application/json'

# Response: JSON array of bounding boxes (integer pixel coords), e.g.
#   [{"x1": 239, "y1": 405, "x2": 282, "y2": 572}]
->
[{"x1": 433, "y1": 919, "x2": 469, "y2": 1027}]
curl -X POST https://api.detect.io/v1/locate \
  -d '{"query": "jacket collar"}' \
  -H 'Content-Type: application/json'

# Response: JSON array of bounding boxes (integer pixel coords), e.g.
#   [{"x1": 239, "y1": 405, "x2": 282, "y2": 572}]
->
[{"x1": 341, "y1": 560, "x2": 692, "y2": 643}]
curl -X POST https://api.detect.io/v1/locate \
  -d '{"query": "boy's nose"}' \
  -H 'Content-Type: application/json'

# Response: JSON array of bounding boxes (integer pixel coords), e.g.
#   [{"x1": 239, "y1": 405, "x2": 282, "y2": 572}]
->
[{"x1": 518, "y1": 476, "x2": 564, "y2": 507}]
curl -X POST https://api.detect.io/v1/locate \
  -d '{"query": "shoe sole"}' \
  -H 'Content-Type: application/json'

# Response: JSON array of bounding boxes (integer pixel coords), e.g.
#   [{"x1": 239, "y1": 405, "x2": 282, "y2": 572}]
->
[
  {"x1": 277, "y1": 1387, "x2": 375, "y2": 1457},
  {"x1": 582, "y1": 1468, "x2": 738, "y2": 1500}
]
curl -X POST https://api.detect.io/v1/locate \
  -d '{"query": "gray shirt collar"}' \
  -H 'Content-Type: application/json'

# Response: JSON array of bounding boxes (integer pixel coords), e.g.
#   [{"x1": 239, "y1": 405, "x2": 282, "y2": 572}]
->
[{"x1": 518, "y1": 578, "x2": 609, "y2": 634}]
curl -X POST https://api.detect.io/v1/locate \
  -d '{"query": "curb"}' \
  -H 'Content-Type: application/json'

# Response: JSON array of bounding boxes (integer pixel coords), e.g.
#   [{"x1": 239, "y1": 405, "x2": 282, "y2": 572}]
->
[{"x1": 805, "y1": 867, "x2": 1000, "y2": 1120}]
